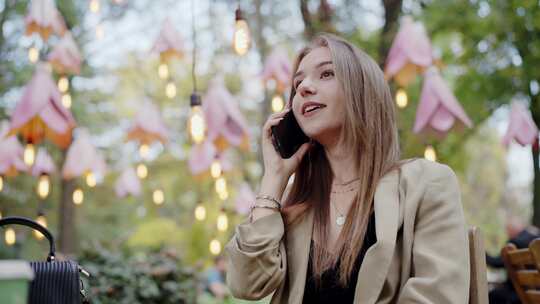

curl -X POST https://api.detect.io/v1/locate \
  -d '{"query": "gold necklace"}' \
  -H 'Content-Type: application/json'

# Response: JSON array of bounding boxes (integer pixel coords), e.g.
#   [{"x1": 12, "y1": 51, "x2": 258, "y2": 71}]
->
[{"x1": 331, "y1": 200, "x2": 346, "y2": 226}]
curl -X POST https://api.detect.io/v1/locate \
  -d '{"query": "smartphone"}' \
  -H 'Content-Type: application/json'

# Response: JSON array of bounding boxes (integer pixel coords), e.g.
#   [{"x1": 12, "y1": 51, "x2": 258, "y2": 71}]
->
[{"x1": 271, "y1": 110, "x2": 309, "y2": 159}]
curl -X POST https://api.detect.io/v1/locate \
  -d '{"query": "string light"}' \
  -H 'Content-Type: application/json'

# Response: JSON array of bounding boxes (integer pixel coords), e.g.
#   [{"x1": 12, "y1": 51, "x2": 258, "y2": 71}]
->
[
  {"x1": 37, "y1": 174, "x2": 50, "y2": 199},
  {"x1": 188, "y1": 93, "x2": 206, "y2": 144},
  {"x1": 0, "y1": 175, "x2": 3, "y2": 192},
  {"x1": 73, "y1": 188, "x2": 84, "y2": 205},
  {"x1": 396, "y1": 88, "x2": 408, "y2": 108},
  {"x1": 158, "y1": 63, "x2": 169, "y2": 79},
  {"x1": 195, "y1": 205, "x2": 206, "y2": 221},
  {"x1": 233, "y1": 6, "x2": 251, "y2": 56},
  {"x1": 86, "y1": 172, "x2": 96, "y2": 188},
  {"x1": 5, "y1": 228, "x2": 15, "y2": 246},
  {"x1": 215, "y1": 177, "x2": 227, "y2": 198},
  {"x1": 153, "y1": 189, "x2": 164, "y2": 205},
  {"x1": 136, "y1": 163, "x2": 148, "y2": 179},
  {"x1": 217, "y1": 211, "x2": 228, "y2": 232},
  {"x1": 34, "y1": 215, "x2": 47, "y2": 240},
  {"x1": 28, "y1": 47, "x2": 39, "y2": 63},
  {"x1": 62, "y1": 93, "x2": 72, "y2": 108},
  {"x1": 139, "y1": 144, "x2": 150, "y2": 159},
  {"x1": 24, "y1": 143, "x2": 35, "y2": 166},
  {"x1": 271, "y1": 94, "x2": 285, "y2": 113},
  {"x1": 209, "y1": 239, "x2": 221, "y2": 255},
  {"x1": 89, "y1": 0, "x2": 100, "y2": 13},
  {"x1": 424, "y1": 145, "x2": 437, "y2": 162},
  {"x1": 57, "y1": 76, "x2": 69, "y2": 93},
  {"x1": 210, "y1": 160, "x2": 222, "y2": 179},
  {"x1": 166, "y1": 81, "x2": 177, "y2": 98}
]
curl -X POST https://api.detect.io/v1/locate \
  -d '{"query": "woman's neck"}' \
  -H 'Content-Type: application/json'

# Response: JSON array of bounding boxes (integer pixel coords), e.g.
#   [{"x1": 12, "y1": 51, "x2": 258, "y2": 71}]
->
[{"x1": 323, "y1": 142, "x2": 358, "y2": 184}]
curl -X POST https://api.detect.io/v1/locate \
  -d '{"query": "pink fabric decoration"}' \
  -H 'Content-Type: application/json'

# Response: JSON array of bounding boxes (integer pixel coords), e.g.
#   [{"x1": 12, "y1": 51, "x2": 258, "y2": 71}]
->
[
  {"x1": 151, "y1": 17, "x2": 184, "y2": 62},
  {"x1": 115, "y1": 167, "x2": 141, "y2": 198},
  {"x1": 188, "y1": 140, "x2": 217, "y2": 175},
  {"x1": 203, "y1": 77, "x2": 249, "y2": 151},
  {"x1": 384, "y1": 16, "x2": 433, "y2": 87},
  {"x1": 235, "y1": 182, "x2": 256, "y2": 215},
  {"x1": 8, "y1": 63, "x2": 76, "y2": 148},
  {"x1": 126, "y1": 100, "x2": 169, "y2": 145},
  {"x1": 62, "y1": 130, "x2": 107, "y2": 179},
  {"x1": 25, "y1": 0, "x2": 67, "y2": 40},
  {"x1": 32, "y1": 148, "x2": 56, "y2": 176},
  {"x1": 502, "y1": 102, "x2": 539, "y2": 146},
  {"x1": 0, "y1": 122, "x2": 28, "y2": 176},
  {"x1": 261, "y1": 48, "x2": 292, "y2": 93},
  {"x1": 413, "y1": 67, "x2": 473, "y2": 137},
  {"x1": 48, "y1": 32, "x2": 82, "y2": 75}
]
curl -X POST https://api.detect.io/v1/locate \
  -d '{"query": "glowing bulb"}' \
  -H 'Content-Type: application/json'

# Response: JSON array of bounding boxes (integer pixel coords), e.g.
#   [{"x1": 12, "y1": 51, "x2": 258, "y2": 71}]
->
[
  {"x1": 139, "y1": 144, "x2": 150, "y2": 159},
  {"x1": 215, "y1": 176, "x2": 227, "y2": 195},
  {"x1": 210, "y1": 160, "x2": 222, "y2": 179},
  {"x1": 5, "y1": 228, "x2": 15, "y2": 246},
  {"x1": 188, "y1": 106, "x2": 206, "y2": 144},
  {"x1": 153, "y1": 189, "x2": 164, "y2": 205},
  {"x1": 24, "y1": 144, "x2": 35, "y2": 166},
  {"x1": 37, "y1": 174, "x2": 50, "y2": 199},
  {"x1": 271, "y1": 94, "x2": 285, "y2": 113},
  {"x1": 96, "y1": 24, "x2": 104, "y2": 40},
  {"x1": 396, "y1": 88, "x2": 408, "y2": 108},
  {"x1": 209, "y1": 239, "x2": 221, "y2": 255},
  {"x1": 86, "y1": 172, "x2": 96, "y2": 188},
  {"x1": 233, "y1": 9, "x2": 250, "y2": 56},
  {"x1": 217, "y1": 212, "x2": 228, "y2": 231},
  {"x1": 166, "y1": 82, "x2": 177, "y2": 98},
  {"x1": 62, "y1": 93, "x2": 72, "y2": 108},
  {"x1": 90, "y1": 0, "x2": 100, "y2": 13},
  {"x1": 158, "y1": 63, "x2": 169, "y2": 79},
  {"x1": 424, "y1": 145, "x2": 437, "y2": 162},
  {"x1": 58, "y1": 76, "x2": 69, "y2": 93},
  {"x1": 28, "y1": 47, "x2": 39, "y2": 63},
  {"x1": 136, "y1": 163, "x2": 148, "y2": 179},
  {"x1": 73, "y1": 188, "x2": 84, "y2": 205},
  {"x1": 34, "y1": 215, "x2": 47, "y2": 239},
  {"x1": 0, "y1": 211, "x2": 2, "y2": 219},
  {"x1": 195, "y1": 205, "x2": 206, "y2": 221},
  {"x1": 0, "y1": 175, "x2": 3, "y2": 192}
]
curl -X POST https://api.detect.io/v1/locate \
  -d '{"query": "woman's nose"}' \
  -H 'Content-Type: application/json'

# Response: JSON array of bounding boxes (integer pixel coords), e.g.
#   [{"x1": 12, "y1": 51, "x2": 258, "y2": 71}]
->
[{"x1": 298, "y1": 82, "x2": 316, "y2": 98}]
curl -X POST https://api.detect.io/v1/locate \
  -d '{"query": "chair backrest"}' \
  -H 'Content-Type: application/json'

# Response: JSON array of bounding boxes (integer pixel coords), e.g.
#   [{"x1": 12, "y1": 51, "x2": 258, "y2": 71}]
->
[
  {"x1": 469, "y1": 226, "x2": 489, "y2": 304},
  {"x1": 501, "y1": 238, "x2": 540, "y2": 303}
]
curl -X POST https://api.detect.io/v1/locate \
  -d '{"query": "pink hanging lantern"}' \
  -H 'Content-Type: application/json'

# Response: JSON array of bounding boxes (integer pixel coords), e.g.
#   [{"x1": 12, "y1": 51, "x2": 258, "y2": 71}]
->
[
  {"x1": 188, "y1": 140, "x2": 234, "y2": 176},
  {"x1": 31, "y1": 148, "x2": 56, "y2": 176},
  {"x1": 126, "y1": 100, "x2": 169, "y2": 145},
  {"x1": 115, "y1": 167, "x2": 141, "y2": 198},
  {"x1": 0, "y1": 122, "x2": 28, "y2": 176},
  {"x1": 413, "y1": 67, "x2": 473, "y2": 137},
  {"x1": 235, "y1": 182, "x2": 255, "y2": 215},
  {"x1": 8, "y1": 63, "x2": 76, "y2": 148},
  {"x1": 384, "y1": 16, "x2": 433, "y2": 87},
  {"x1": 48, "y1": 32, "x2": 82, "y2": 75},
  {"x1": 62, "y1": 130, "x2": 106, "y2": 179},
  {"x1": 203, "y1": 77, "x2": 250, "y2": 152},
  {"x1": 261, "y1": 48, "x2": 292, "y2": 93},
  {"x1": 25, "y1": 0, "x2": 67, "y2": 41},
  {"x1": 151, "y1": 17, "x2": 184, "y2": 62},
  {"x1": 502, "y1": 102, "x2": 539, "y2": 146}
]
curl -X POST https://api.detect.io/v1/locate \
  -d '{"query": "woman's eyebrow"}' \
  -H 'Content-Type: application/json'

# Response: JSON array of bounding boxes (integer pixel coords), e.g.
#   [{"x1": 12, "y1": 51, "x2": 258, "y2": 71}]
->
[{"x1": 293, "y1": 60, "x2": 333, "y2": 79}]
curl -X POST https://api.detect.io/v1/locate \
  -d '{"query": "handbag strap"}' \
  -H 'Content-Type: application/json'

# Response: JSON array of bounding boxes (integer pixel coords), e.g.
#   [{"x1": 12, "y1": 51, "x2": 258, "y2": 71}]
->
[{"x1": 0, "y1": 216, "x2": 56, "y2": 261}]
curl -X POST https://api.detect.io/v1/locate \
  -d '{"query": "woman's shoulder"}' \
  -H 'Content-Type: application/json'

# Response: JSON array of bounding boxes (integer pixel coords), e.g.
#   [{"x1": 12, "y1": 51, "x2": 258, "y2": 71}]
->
[{"x1": 398, "y1": 158, "x2": 458, "y2": 187}]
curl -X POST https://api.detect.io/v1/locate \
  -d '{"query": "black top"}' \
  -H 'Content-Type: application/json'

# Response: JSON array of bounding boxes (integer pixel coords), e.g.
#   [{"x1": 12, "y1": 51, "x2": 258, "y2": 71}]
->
[{"x1": 302, "y1": 212, "x2": 377, "y2": 304}]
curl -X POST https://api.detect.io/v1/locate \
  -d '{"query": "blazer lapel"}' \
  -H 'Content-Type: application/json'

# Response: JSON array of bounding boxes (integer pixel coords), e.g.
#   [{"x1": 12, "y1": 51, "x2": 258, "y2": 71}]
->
[{"x1": 353, "y1": 170, "x2": 400, "y2": 304}]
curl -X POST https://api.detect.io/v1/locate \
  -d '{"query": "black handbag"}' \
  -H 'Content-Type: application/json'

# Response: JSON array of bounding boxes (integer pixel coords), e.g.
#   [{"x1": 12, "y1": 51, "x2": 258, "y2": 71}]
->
[{"x1": 0, "y1": 216, "x2": 90, "y2": 304}]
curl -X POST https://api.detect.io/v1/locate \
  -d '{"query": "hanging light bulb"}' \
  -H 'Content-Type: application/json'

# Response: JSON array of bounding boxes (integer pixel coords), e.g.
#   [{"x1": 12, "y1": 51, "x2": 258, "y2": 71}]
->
[
  {"x1": 195, "y1": 205, "x2": 206, "y2": 221},
  {"x1": 34, "y1": 215, "x2": 47, "y2": 240},
  {"x1": 188, "y1": 93, "x2": 206, "y2": 144},
  {"x1": 62, "y1": 93, "x2": 72, "y2": 108},
  {"x1": 158, "y1": 63, "x2": 169, "y2": 79},
  {"x1": 215, "y1": 176, "x2": 227, "y2": 196},
  {"x1": 37, "y1": 174, "x2": 50, "y2": 199},
  {"x1": 210, "y1": 160, "x2": 222, "y2": 179},
  {"x1": 166, "y1": 81, "x2": 177, "y2": 98},
  {"x1": 233, "y1": 7, "x2": 251, "y2": 56},
  {"x1": 424, "y1": 145, "x2": 437, "y2": 162},
  {"x1": 89, "y1": 0, "x2": 100, "y2": 13},
  {"x1": 136, "y1": 163, "x2": 148, "y2": 179},
  {"x1": 209, "y1": 239, "x2": 221, "y2": 255},
  {"x1": 0, "y1": 175, "x2": 3, "y2": 192},
  {"x1": 73, "y1": 188, "x2": 84, "y2": 205},
  {"x1": 139, "y1": 144, "x2": 150, "y2": 159},
  {"x1": 5, "y1": 228, "x2": 15, "y2": 246},
  {"x1": 153, "y1": 189, "x2": 164, "y2": 205},
  {"x1": 217, "y1": 211, "x2": 228, "y2": 232},
  {"x1": 24, "y1": 143, "x2": 35, "y2": 166},
  {"x1": 57, "y1": 76, "x2": 69, "y2": 93},
  {"x1": 28, "y1": 47, "x2": 39, "y2": 63},
  {"x1": 96, "y1": 24, "x2": 104, "y2": 40},
  {"x1": 271, "y1": 94, "x2": 285, "y2": 113},
  {"x1": 86, "y1": 172, "x2": 96, "y2": 188},
  {"x1": 396, "y1": 88, "x2": 408, "y2": 108}
]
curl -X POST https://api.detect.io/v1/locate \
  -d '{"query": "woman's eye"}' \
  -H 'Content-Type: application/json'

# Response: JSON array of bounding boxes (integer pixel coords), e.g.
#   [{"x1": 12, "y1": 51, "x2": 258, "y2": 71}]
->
[{"x1": 321, "y1": 70, "x2": 334, "y2": 79}]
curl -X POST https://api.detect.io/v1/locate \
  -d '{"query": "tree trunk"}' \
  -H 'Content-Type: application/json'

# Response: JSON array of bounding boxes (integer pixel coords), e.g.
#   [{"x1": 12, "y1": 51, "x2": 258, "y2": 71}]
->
[
  {"x1": 378, "y1": 0, "x2": 403, "y2": 66},
  {"x1": 300, "y1": 0, "x2": 335, "y2": 40},
  {"x1": 58, "y1": 150, "x2": 77, "y2": 255}
]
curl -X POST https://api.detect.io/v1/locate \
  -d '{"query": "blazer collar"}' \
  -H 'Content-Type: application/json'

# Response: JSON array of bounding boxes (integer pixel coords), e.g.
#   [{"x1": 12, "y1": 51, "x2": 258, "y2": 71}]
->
[{"x1": 285, "y1": 169, "x2": 401, "y2": 304}]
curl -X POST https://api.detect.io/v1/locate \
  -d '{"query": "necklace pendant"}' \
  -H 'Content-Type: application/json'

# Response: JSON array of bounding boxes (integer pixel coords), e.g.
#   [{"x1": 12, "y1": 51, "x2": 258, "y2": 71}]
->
[{"x1": 336, "y1": 215, "x2": 345, "y2": 226}]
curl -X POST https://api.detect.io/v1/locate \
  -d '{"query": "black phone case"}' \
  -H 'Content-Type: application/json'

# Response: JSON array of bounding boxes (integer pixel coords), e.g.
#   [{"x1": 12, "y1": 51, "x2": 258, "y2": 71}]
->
[{"x1": 271, "y1": 111, "x2": 309, "y2": 159}]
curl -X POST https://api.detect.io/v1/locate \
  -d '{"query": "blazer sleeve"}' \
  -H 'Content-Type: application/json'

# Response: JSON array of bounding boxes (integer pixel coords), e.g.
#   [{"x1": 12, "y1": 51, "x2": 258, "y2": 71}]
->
[
  {"x1": 397, "y1": 163, "x2": 470, "y2": 304},
  {"x1": 225, "y1": 212, "x2": 287, "y2": 300}
]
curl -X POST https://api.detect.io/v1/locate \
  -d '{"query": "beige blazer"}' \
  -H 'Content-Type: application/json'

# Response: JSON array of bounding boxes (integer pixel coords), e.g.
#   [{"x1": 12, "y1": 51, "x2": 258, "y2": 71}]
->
[{"x1": 225, "y1": 159, "x2": 470, "y2": 303}]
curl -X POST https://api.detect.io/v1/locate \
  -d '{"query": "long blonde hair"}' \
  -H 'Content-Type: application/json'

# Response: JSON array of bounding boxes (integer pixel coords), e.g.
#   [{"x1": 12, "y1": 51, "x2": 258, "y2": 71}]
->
[{"x1": 282, "y1": 33, "x2": 401, "y2": 287}]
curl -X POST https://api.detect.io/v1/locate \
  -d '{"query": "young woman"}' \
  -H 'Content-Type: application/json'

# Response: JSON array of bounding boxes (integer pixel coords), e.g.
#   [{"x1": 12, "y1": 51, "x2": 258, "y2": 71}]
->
[{"x1": 225, "y1": 33, "x2": 469, "y2": 303}]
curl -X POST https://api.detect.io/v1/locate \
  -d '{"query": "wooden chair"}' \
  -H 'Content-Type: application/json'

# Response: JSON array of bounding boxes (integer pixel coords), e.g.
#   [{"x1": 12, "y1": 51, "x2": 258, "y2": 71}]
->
[
  {"x1": 501, "y1": 238, "x2": 540, "y2": 303},
  {"x1": 469, "y1": 226, "x2": 489, "y2": 304}
]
